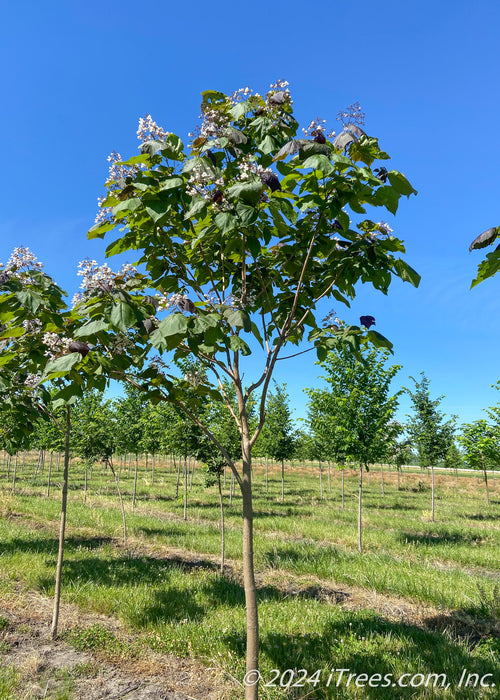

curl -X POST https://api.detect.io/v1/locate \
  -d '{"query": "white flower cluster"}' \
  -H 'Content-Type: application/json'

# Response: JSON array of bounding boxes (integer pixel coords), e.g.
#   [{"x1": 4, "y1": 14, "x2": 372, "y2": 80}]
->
[
  {"x1": 0, "y1": 247, "x2": 44, "y2": 286},
  {"x1": 22, "y1": 318, "x2": 43, "y2": 333},
  {"x1": 186, "y1": 161, "x2": 223, "y2": 198},
  {"x1": 77, "y1": 258, "x2": 137, "y2": 294},
  {"x1": 155, "y1": 292, "x2": 189, "y2": 312},
  {"x1": 24, "y1": 373, "x2": 40, "y2": 389},
  {"x1": 269, "y1": 79, "x2": 290, "y2": 93},
  {"x1": 94, "y1": 196, "x2": 112, "y2": 225},
  {"x1": 203, "y1": 290, "x2": 218, "y2": 305},
  {"x1": 267, "y1": 79, "x2": 293, "y2": 107},
  {"x1": 137, "y1": 114, "x2": 170, "y2": 143},
  {"x1": 184, "y1": 371, "x2": 203, "y2": 387},
  {"x1": 228, "y1": 86, "x2": 256, "y2": 105},
  {"x1": 5, "y1": 246, "x2": 44, "y2": 272},
  {"x1": 197, "y1": 107, "x2": 230, "y2": 140},
  {"x1": 238, "y1": 157, "x2": 272, "y2": 181},
  {"x1": 95, "y1": 153, "x2": 142, "y2": 224},
  {"x1": 322, "y1": 310, "x2": 341, "y2": 327},
  {"x1": 302, "y1": 117, "x2": 327, "y2": 138},
  {"x1": 224, "y1": 292, "x2": 256, "y2": 309},
  {"x1": 337, "y1": 102, "x2": 365, "y2": 127},
  {"x1": 105, "y1": 151, "x2": 140, "y2": 185},
  {"x1": 42, "y1": 332, "x2": 73, "y2": 359},
  {"x1": 376, "y1": 221, "x2": 394, "y2": 236}
]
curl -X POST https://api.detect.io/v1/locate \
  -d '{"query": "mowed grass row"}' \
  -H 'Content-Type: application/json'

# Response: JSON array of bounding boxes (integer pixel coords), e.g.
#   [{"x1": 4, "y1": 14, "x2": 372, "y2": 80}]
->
[{"x1": 1, "y1": 457, "x2": 499, "y2": 698}]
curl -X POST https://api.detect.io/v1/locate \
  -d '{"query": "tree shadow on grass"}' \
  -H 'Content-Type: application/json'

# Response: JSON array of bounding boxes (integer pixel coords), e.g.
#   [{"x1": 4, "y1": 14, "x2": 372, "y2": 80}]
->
[
  {"x1": 365, "y1": 502, "x2": 418, "y2": 511},
  {"x1": 399, "y1": 531, "x2": 484, "y2": 546},
  {"x1": 466, "y1": 512, "x2": 500, "y2": 522},
  {"x1": 223, "y1": 612, "x2": 499, "y2": 699},
  {"x1": 125, "y1": 586, "x2": 207, "y2": 626},
  {"x1": 0, "y1": 535, "x2": 113, "y2": 557}
]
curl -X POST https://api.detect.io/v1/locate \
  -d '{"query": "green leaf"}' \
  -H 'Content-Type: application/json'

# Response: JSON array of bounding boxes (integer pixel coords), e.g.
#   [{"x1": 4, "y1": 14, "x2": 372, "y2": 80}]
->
[
  {"x1": 215, "y1": 212, "x2": 237, "y2": 233},
  {"x1": 159, "y1": 176, "x2": 184, "y2": 192},
  {"x1": 88, "y1": 220, "x2": 116, "y2": 240},
  {"x1": 225, "y1": 309, "x2": 251, "y2": 332},
  {"x1": 145, "y1": 199, "x2": 170, "y2": 223},
  {"x1": 51, "y1": 383, "x2": 83, "y2": 408},
  {"x1": 228, "y1": 335, "x2": 251, "y2": 355},
  {"x1": 160, "y1": 134, "x2": 185, "y2": 160},
  {"x1": 202, "y1": 90, "x2": 226, "y2": 104},
  {"x1": 374, "y1": 186, "x2": 400, "y2": 215},
  {"x1": 387, "y1": 171, "x2": 417, "y2": 196},
  {"x1": 0, "y1": 326, "x2": 24, "y2": 339},
  {"x1": 109, "y1": 301, "x2": 138, "y2": 332},
  {"x1": 258, "y1": 135, "x2": 278, "y2": 154},
  {"x1": 230, "y1": 101, "x2": 251, "y2": 120},
  {"x1": 236, "y1": 202, "x2": 258, "y2": 226},
  {"x1": 272, "y1": 197, "x2": 298, "y2": 224},
  {"x1": 121, "y1": 154, "x2": 152, "y2": 167},
  {"x1": 112, "y1": 198, "x2": 142, "y2": 216},
  {"x1": 316, "y1": 344, "x2": 328, "y2": 361},
  {"x1": 251, "y1": 321, "x2": 264, "y2": 348},
  {"x1": 43, "y1": 353, "x2": 81, "y2": 378},
  {"x1": 156, "y1": 313, "x2": 189, "y2": 337},
  {"x1": 301, "y1": 154, "x2": 334, "y2": 176},
  {"x1": 226, "y1": 180, "x2": 262, "y2": 206},
  {"x1": 366, "y1": 330, "x2": 394, "y2": 352},
  {"x1": 225, "y1": 127, "x2": 248, "y2": 145},
  {"x1": 105, "y1": 237, "x2": 133, "y2": 257},
  {"x1": 471, "y1": 245, "x2": 500, "y2": 288},
  {"x1": 14, "y1": 290, "x2": 44, "y2": 313},
  {"x1": 394, "y1": 259, "x2": 421, "y2": 287},
  {"x1": 185, "y1": 196, "x2": 207, "y2": 220},
  {"x1": 74, "y1": 320, "x2": 109, "y2": 338}
]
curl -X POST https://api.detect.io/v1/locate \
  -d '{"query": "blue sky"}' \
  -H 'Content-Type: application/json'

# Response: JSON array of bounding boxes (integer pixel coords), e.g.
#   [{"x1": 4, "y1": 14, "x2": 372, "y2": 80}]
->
[{"x1": 1, "y1": 0, "x2": 499, "y2": 425}]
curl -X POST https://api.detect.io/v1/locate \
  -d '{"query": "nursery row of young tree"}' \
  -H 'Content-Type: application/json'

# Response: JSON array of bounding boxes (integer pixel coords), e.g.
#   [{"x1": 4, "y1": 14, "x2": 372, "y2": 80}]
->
[{"x1": 4, "y1": 346, "x2": 500, "y2": 492}]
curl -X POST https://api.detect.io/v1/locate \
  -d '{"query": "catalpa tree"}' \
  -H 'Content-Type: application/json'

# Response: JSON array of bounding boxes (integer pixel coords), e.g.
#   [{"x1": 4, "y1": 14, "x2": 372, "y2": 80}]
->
[
  {"x1": 87, "y1": 81, "x2": 419, "y2": 698},
  {"x1": 0, "y1": 247, "x2": 149, "y2": 638}
]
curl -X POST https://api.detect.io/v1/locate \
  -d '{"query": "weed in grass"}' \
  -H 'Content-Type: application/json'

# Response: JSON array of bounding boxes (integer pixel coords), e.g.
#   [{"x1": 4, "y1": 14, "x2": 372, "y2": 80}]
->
[
  {"x1": 0, "y1": 616, "x2": 8, "y2": 630},
  {"x1": 474, "y1": 583, "x2": 500, "y2": 619},
  {"x1": 66, "y1": 624, "x2": 123, "y2": 653},
  {"x1": 0, "y1": 666, "x2": 20, "y2": 700}
]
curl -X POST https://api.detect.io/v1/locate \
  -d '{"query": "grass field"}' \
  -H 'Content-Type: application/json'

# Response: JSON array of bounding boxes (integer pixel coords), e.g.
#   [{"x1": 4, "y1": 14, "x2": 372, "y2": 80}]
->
[{"x1": 0, "y1": 453, "x2": 499, "y2": 698}]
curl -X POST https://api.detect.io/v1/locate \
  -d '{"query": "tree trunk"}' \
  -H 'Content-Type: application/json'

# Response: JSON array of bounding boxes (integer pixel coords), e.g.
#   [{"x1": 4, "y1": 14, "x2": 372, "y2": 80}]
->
[
  {"x1": 431, "y1": 464, "x2": 435, "y2": 522},
  {"x1": 281, "y1": 459, "x2": 284, "y2": 502},
  {"x1": 132, "y1": 453, "x2": 138, "y2": 511},
  {"x1": 327, "y1": 460, "x2": 331, "y2": 494},
  {"x1": 265, "y1": 456, "x2": 268, "y2": 495},
  {"x1": 358, "y1": 464, "x2": 363, "y2": 553},
  {"x1": 46, "y1": 452, "x2": 53, "y2": 497},
  {"x1": 230, "y1": 471, "x2": 235, "y2": 506},
  {"x1": 151, "y1": 453, "x2": 155, "y2": 486},
  {"x1": 319, "y1": 460, "x2": 323, "y2": 499},
  {"x1": 189, "y1": 456, "x2": 195, "y2": 489},
  {"x1": 183, "y1": 455, "x2": 188, "y2": 520},
  {"x1": 218, "y1": 472, "x2": 225, "y2": 575},
  {"x1": 241, "y1": 436, "x2": 258, "y2": 700},
  {"x1": 341, "y1": 469, "x2": 345, "y2": 510},
  {"x1": 11, "y1": 454, "x2": 18, "y2": 494},
  {"x1": 482, "y1": 454, "x2": 490, "y2": 506},
  {"x1": 84, "y1": 466, "x2": 88, "y2": 504},
  {"x1": 397, "y1": 466, "x2": 401, "y2": 491},
  {"x1": 108, "y1": 459, "x2": 127, "y2": 544},
  {"x1": 380, "y1": 462, "x2": 385, "y2": 497},
  {"x1": 175, "y1": 456, "x2": 180, "y2": 499},
  {"x1": 51, "y1": 407, "x2": 70, "y2": 639}
]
